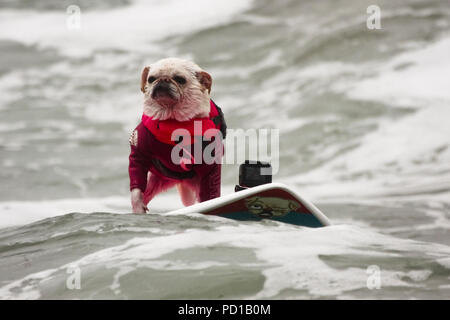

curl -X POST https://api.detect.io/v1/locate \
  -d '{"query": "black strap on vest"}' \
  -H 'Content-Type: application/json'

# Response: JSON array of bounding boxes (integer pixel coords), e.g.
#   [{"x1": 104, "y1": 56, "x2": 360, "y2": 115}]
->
[
  {"x1": 151, "y1": 158, "x2": 195, "y2": 180},
  {"x1": 210, "y1": 100, "x2": 227, "y2": 139}
]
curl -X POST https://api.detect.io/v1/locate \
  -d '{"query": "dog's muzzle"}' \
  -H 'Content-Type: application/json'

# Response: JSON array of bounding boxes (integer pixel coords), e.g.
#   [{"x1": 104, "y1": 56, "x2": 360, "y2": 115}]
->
[
  {"x1": 152, "y1": 80, "x2": 176, "y2": 99},
  {"x1": 258, "y1": 210, "x2": 273, "y2": 219}
]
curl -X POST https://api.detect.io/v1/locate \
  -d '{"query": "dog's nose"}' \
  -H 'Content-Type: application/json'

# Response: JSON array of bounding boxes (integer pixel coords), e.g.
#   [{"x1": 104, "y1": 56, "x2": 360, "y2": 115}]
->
[
  {"x1": 159, "y1": 77, "x2": 171, "y2": 83},
  {"x1": 154, "y1": 80, "x2": 171, "y2": 91},
  {"x1": 152, "y1": 80, "x2": 174, "y2": 99}
]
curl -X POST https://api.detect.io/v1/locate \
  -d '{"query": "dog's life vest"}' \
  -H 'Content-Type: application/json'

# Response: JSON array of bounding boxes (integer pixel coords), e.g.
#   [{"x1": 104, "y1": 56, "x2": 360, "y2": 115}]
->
[
  {"x1": 128, "y1": 100, "x2": 226, "y2": 202},
  {"x1": 141, "y1": 100, "x2": 226, "y2": 145}
]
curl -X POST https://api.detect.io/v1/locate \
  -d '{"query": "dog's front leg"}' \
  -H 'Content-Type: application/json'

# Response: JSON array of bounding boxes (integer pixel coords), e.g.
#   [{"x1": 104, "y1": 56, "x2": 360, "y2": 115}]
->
[
  {"x1": 131, "y1": 188, "x2": 148, "y2": 214},
  {"x1": 198, "y1": 163, "x2": 222, "y2": 202}
]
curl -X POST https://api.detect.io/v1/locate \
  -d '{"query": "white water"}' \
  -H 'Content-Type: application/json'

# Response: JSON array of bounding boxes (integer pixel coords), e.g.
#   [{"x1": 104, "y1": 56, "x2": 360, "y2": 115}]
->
[
  {"x1": 0, "y1": 0, "x2": 449, "y2": 300},
  {"x1": 0, "y1": 0, "x2": 253, "y2": 57}
]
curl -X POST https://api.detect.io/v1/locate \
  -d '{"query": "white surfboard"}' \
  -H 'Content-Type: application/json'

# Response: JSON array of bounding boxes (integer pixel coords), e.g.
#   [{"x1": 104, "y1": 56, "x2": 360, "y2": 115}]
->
[{"x1": 168, "y1": 183, "x2": 331, "y2": 227}]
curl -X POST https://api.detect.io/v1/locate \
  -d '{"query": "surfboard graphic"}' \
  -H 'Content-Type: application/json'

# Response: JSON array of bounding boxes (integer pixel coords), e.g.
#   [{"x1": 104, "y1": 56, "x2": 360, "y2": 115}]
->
[{"x1": 168, "y1": 183, "x2": 331, "y2": 227}]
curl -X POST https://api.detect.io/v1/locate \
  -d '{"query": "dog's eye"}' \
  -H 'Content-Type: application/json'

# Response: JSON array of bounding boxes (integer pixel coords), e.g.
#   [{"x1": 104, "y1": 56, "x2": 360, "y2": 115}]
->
[
  {"x1": 148, "y1": 76, "x2": 156, "y2": 83},
  {"x1": 173, "y1": 76, "x2": 186, "y2": 85}
]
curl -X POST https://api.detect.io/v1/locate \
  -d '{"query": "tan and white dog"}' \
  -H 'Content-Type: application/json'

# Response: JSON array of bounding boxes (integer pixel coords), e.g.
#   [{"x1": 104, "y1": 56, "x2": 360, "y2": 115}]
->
[{"x1": 129, "y1": 58, "x2": 225, "y2": 214}]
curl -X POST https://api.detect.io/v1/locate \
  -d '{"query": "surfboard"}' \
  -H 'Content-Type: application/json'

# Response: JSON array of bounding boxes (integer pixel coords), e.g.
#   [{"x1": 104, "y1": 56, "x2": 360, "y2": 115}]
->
[{"x1": 168, "y1": 183, "x2": 331, "y2": 227}]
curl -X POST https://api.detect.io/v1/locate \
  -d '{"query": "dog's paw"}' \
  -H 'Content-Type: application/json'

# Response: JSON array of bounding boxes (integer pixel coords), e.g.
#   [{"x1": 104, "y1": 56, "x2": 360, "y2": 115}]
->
[{"x1": 131, "y1": 188, "x2": 148, "y2": 214}]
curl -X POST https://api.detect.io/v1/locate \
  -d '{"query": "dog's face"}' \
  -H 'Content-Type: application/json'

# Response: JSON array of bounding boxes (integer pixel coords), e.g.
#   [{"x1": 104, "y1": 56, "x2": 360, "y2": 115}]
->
[
  {"x1": 245, "y1": 196, "x2": 299, "y2": 218},
  {"x1": 140, "y1": 58, "x2": 212, "y2": 121}
]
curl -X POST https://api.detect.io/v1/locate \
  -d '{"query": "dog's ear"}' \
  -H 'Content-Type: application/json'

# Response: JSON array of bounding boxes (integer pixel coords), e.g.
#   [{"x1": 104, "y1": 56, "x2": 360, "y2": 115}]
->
[
  {"x1": 245, "y1": 197, "x2": 259, "y2": 206},
  {"x1": 141, "y1": 66, "x2": 150, "y2": 93},
  {"x1": 196, "y1": 71, "x2": 212, "y2": 94},
  {"x1": 288, "y1": 201, "x2": 300, "y2": 211}
]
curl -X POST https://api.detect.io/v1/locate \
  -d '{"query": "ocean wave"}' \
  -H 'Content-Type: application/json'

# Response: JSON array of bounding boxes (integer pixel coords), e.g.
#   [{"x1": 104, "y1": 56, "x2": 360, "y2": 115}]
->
[
  {"x1": 0, "y1": 216, "x2": 449, "y2": 299},
  {"x1": 0, "y1": 0, "x2": 253, "y2": 57}
]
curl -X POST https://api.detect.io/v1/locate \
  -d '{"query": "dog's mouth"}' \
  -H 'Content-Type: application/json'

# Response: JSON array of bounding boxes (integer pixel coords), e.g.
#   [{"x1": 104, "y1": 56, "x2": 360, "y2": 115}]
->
[
  {"x1": 151, "y1": 82, "x2": 179, "y2": 107},
  {"x1": 257, "y1": 211, "x2": 273, "y2": 219}
]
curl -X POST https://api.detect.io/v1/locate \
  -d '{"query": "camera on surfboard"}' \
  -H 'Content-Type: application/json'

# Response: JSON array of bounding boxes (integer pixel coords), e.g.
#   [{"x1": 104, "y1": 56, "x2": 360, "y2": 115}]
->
[{"x1": 235, "y1": 160, "x2": 272, "y2": 192}]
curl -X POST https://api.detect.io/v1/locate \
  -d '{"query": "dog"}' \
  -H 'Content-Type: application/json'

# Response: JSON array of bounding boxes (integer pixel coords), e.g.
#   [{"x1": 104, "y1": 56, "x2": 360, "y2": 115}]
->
[
  {"x1": 129, "y1": 58, "x2": 226, "y2": 214},
  {"x1": 245, "y1": 196, "x2": 299, "y2": 218}
]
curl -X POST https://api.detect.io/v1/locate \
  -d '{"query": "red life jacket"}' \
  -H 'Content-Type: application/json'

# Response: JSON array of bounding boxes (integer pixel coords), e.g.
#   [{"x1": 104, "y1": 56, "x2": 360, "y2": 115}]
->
[{"x1": 141, "y1": 100, "x2": 226, "y2": 146}]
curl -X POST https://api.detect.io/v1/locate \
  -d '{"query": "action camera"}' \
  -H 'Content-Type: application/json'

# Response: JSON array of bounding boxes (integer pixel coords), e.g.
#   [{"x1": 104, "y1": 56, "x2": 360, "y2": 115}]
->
[{"x1": 235, "y1": 160, "x2": 272, "y2": 192}]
